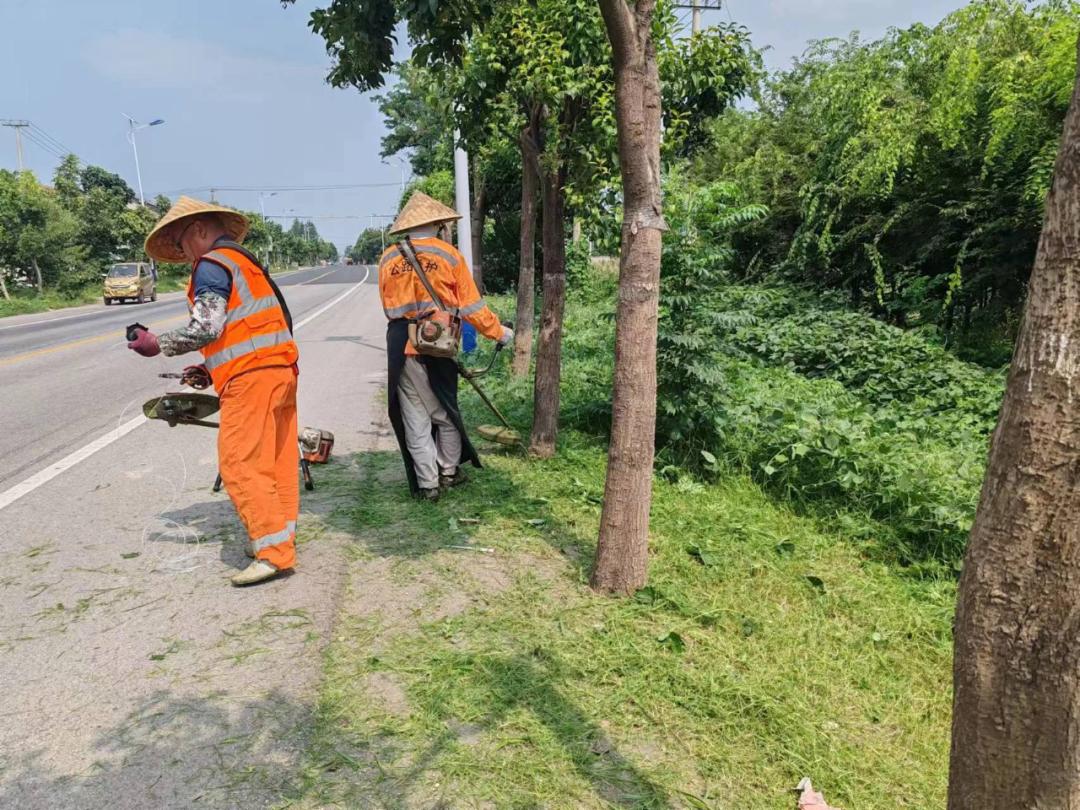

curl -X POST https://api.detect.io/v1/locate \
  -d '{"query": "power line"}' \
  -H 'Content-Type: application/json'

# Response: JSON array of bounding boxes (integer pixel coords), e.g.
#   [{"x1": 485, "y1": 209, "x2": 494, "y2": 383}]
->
[
  {"x1": 21, "y1": 128, "x2": 66, "y2": 160},
  {"x1": 28, "y1": 123, "x2": 74, "y2": 156},
  {"x1": 157, "y1": 182, "x2": 402, "y2": 195},
  {"x1": 264, "y1": 214, "x2": 395, "y2": 220}
]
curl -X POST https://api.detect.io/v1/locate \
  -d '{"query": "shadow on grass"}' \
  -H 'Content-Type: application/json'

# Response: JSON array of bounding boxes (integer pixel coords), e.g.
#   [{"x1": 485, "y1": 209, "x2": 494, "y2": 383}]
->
[
  {"x1": 318, "y1": 448, "x2": 597, "y2": 581},
  {"x1": 293, "y1": 447, "x2": 673, "y2": 807},
  {"x1": 304, "y1": 649, "x2": 673, "y2": 809},
  {"x1": 424, "y1": 650, "x2": 672, "y2": 809}
]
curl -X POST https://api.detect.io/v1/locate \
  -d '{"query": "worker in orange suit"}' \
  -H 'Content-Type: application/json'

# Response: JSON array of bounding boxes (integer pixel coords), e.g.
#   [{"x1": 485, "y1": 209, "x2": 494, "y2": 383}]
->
[
  {"x1": 132, "y1": 197, "x2": 300, "y2": 586},
  {"x1": 379, "y1": 192, "x2": 513, "y2": 500}
]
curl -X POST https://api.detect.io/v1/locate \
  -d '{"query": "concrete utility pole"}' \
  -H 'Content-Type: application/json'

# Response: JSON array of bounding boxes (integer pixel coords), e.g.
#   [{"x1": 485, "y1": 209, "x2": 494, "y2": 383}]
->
[
  {"x1": 258, "y1": 192, "x2": 278, "y2": 266},
  {"x1": 452, "y1": 129, "x2": 474, "y2": 270},
  {"x1": 1, "y1": 120, "x2": 29, "y2": 171},
  {"x1": 673, "y1": 0, "x2": 720, "y2": 34}
]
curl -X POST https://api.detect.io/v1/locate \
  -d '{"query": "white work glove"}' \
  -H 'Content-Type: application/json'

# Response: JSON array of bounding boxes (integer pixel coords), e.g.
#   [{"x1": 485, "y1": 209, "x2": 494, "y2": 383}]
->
[{"x1": 498, "y1": 326, "x2": 515, "y2": 348}]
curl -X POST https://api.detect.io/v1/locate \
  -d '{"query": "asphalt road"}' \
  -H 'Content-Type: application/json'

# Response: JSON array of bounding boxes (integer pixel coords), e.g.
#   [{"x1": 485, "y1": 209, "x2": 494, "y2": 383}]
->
[
  {"x1": 0, "y1": 263, "x2": 393, "y2": 808},
  {"x1": 0, "y1": 263, "x2": 369, "y2": 493}
]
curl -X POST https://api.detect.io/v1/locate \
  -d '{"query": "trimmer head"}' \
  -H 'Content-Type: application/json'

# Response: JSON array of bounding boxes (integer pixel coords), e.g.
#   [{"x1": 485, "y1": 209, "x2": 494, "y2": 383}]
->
[
  {"x1": 476, "y1": 424, "x2": 521, "y2": 446},
  {"x1": 143, "y1": 392, "x2": 221, "y2": 428}
]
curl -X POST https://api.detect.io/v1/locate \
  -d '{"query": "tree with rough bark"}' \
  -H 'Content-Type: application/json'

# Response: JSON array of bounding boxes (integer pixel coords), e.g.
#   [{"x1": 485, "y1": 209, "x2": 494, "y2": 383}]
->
[
  {"x1": 454, "y1": 0, "x2": 616, "y2": 455},
  {"x1": 948, "y1": 39, "x2": 1080, "y2": 809},
  {"x1": 512, "y1": 106, "x2": 542, "y2": 378},
  {"x1": 589, "y1": 0, "x2": 666, "y2": 594}
]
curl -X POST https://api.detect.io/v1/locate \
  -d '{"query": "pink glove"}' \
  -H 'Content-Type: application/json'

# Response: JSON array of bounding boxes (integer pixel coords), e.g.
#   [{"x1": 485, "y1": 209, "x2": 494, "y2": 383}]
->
[{"x1": 127, "y1": 328, "x2": 160, "y2": 357}]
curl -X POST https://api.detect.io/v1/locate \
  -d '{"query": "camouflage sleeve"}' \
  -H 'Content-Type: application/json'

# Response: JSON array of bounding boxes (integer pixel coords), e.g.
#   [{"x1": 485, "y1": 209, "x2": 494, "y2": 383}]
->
[{"x1": 158, "y1": 291, "x2": 228, "y2": 356}]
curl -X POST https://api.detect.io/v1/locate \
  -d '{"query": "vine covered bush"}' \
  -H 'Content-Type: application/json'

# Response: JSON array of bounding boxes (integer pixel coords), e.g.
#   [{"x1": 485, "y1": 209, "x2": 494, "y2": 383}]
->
[{"x1": 696, "y1": 0, "x2": 1079, "y2": 360}]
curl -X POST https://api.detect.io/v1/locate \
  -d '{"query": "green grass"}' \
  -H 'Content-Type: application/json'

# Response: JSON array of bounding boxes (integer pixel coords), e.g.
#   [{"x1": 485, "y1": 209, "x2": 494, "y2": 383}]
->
[
  {"x1": 0, "y1": 285, "x2": 101, "y2": 317},
  {"x1": 286, "y1": 437, "x2": 953, "y2": 809}
]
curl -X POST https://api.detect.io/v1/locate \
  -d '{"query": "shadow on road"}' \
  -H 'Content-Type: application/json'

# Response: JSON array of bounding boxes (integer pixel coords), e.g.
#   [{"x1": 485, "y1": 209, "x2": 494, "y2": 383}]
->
[{"x1": 0, "y1": 687, "x2": 312, "y2": 810}]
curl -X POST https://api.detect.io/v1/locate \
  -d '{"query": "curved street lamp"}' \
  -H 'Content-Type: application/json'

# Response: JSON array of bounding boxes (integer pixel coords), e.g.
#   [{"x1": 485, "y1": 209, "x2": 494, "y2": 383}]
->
[{"x1": 123, "y1": 114, "x2": 165, "y2": 205}]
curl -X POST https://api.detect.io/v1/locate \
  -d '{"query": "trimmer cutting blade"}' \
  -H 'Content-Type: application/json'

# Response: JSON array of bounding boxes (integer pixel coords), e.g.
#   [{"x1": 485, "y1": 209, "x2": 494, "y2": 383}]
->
[{"x1": 142, "y1": 392, "x2": 221, "y2": 428}]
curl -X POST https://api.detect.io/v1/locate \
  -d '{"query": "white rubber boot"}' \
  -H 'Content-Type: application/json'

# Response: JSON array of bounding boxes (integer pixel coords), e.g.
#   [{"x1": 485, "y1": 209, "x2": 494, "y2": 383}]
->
[{"x1": 230, "y1": 560, "x2": 280, "y2": 586}]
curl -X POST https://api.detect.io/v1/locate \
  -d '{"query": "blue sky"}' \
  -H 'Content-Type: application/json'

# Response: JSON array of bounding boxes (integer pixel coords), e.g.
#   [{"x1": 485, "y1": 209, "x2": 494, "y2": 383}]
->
[{"x1": 1, "y1": 0, "x2": 963, "y2": 251}]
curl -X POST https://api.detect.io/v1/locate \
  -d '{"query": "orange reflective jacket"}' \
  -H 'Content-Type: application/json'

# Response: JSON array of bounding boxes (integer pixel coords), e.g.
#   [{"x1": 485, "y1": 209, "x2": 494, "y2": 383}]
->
[
  {"x1": 377, "y1": 236, "x2": 503, "y2": 354},
  {"x1": 188, "y1": 246, "x2": 299, "y2": 391}
]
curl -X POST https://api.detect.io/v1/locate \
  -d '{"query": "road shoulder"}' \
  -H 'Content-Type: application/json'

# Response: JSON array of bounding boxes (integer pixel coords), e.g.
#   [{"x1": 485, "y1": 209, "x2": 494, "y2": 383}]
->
[{"x1": 0, "y1": 277, "x2": 383, "y2": 809}]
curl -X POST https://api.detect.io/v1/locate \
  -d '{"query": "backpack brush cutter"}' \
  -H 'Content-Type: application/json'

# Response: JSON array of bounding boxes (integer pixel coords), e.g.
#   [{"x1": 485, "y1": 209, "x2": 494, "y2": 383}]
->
[
  {"x1": 457, "y1": 341, "x2": 522, "y2": 448},
  {"x1": 143, "y1": 385, "x2": 326, "y2": 492}
]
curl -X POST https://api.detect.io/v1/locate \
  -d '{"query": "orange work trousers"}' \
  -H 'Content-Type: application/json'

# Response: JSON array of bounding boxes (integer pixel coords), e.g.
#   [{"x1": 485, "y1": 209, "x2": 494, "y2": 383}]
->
[{"x1": 218, "y1": 365, "x2": 299, "y2": 571}]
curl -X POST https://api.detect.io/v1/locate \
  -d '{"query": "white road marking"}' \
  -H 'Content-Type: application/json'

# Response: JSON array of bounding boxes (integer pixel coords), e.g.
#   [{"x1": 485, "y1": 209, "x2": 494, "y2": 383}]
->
[
  {"x1": 0, "y1": 265, "x2": 372, "y2": 514},
  {"x1": 293, "y1": 265, "x2": 370, "y2": 330},
  {"x1": 0, "y1": 416, "x2": 148, "y2": 512},
  {"x1": 300, "y1": 266, "x2": 342, "y2": 285}
]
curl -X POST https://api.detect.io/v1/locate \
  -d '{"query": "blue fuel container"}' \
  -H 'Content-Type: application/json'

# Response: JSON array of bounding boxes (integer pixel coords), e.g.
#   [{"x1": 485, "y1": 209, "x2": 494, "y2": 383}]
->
[{"x1": 462, "y1": 320, "x2": 478, "y2": 354}]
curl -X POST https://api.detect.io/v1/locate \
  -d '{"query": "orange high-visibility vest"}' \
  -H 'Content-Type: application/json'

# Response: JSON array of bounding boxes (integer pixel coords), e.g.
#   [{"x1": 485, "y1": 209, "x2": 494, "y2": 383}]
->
[
  {"x1": 377, "y1": 236, "x2": 503, "y2": 355},
  {"x1": 187, "y1": 246, "x2": 298, "y2": 391}
]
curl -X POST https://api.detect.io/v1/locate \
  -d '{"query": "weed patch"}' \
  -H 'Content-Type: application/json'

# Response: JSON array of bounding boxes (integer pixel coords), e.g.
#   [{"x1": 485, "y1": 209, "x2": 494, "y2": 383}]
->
[{"x1": 287, "y1": 441, "x2": 952, "y2": 808}]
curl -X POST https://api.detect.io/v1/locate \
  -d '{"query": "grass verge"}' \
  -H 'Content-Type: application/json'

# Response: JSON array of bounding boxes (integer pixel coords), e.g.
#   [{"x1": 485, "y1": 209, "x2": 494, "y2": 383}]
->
[{"x1": 285, "y1": 435, "x2": 952, "y2": 809}]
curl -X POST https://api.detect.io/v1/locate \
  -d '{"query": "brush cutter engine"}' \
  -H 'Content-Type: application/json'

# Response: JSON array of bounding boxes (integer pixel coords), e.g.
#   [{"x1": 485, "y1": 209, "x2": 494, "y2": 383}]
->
[{"x1": 300, "y1": 427, "x2": 335, "y2": 463}]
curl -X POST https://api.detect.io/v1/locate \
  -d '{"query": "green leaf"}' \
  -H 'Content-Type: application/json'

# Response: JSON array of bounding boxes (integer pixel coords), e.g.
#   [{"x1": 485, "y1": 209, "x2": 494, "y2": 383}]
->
[
  {"x1": 805, "y1": 575, "x2": 827, "y2": 593},
  {"x1": 657, "y1": 631, "x2": 686, "y2": 652},
  {"x1": 688, "y1": 544, "x2": 721, "y2": 567},
  {"x1": 700, "y1": 449, "x2": 717, "y2": 465},
  {"x1": 634, "y1": 586, "x2": 661, "y2": 605}
]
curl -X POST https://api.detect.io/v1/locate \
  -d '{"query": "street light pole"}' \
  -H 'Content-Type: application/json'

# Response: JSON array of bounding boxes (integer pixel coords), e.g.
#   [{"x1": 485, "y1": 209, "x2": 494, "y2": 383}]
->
[
  {"x1": 381, "y1": 156, "x2": 408, "y2": 194},
  {"x1": 123, "y1": 114, "x2": 164, "y2": 205},
  {"x1": 258, "y1": 192, "x2": 278, "y2": 267}
]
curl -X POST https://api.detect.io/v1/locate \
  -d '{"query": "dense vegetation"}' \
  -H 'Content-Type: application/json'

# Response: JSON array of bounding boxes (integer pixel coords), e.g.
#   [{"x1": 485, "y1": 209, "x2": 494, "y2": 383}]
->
[
  {"x1": 696, "y1": 0, "x2": 1078, "y2": 363},
  {"x1": 342, "y1": 0, "x2": 1076, "y2": 569},
  {"x1": 0, "y1": 157, "x2": 338, "y2": 315}
]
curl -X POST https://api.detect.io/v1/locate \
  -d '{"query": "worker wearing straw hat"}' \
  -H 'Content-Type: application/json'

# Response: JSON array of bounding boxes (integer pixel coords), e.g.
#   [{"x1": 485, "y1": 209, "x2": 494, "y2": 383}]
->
[
  {"x1": 379, "y1": 192, "x2": 513, "y2": 500},
  {"x1": 132, "y1": 196, "x2": 300, "y2": 586}
]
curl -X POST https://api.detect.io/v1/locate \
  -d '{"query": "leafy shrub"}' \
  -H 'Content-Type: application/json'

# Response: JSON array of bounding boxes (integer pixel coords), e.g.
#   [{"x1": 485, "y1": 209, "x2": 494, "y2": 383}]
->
[
  {"x1": 696, "y1": 0, "x2": 1079, "y2": 341},
  {"x1": 709, "y1": 285, "x2": 1007, "y2": 440}
]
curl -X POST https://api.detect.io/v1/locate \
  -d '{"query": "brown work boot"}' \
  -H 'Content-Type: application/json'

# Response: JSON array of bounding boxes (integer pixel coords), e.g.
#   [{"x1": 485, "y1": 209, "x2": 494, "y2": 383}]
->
[
  {"x1": 418, "y1": 487, "x2": 440, "y2": 502},
  {"x1": 439, "y1": 469, "x2": 469, "y2": 489}
]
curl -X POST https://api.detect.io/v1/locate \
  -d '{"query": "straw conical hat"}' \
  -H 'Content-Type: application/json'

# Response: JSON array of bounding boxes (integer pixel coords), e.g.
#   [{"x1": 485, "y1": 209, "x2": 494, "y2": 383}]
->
[
  {"x1": 389, "y1": 191, "x2": 461, "y2": 235},
  {"x1": 144, "y1": 196, "x2": 249, "y2": 262}
]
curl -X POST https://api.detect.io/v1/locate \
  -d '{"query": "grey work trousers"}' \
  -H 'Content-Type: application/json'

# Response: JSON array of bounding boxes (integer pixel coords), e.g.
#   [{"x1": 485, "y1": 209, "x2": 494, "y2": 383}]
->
[{"x1": 397, "y1": 357, "x2": 462, "y2": 490}]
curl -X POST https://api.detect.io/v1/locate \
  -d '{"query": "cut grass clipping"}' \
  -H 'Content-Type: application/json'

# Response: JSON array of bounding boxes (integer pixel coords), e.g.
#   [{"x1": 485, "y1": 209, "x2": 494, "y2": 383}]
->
[{"x1": 287, "y1": 442, "x2": 952, "y2": 809}]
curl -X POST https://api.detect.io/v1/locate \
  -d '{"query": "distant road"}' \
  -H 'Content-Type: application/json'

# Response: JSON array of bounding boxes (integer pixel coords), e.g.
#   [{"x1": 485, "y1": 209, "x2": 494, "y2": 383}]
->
[{"x1": 0, "y1": 263, "x2": 372, "y2": 493}]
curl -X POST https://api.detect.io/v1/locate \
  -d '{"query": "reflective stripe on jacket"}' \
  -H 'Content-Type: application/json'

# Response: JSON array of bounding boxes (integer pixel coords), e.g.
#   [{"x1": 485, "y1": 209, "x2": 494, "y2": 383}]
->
[
  {"x1": 377, "y1": 237, "x2": 503, "y2": 351},
  {"x1": 187, "y1": 247, "x2": 299, "y2": 391}
]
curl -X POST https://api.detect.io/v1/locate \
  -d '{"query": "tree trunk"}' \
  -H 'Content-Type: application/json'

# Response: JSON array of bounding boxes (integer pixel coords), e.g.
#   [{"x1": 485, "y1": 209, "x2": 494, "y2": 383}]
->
[
  {"x1": 471, "y1": 169, "x2": 487, "y2": 293},
  {"x1": 949, "y1": 41, "x2": 1080, "y2": 809},
  {"x1": 591, "y1": 0, "x2": 666, "y2": 595},
  {"x1": 0, "y1": 270, "x2": 9, "y2": 301},
  {"x1": 529, "y1": 154, "x2": 568, "y2": 458},
  {"x1": 31, "y1": 257, "x2": 44, "y2": 294},
  {"x1": 512, "y1": 117, "x2": 541, "y2": 378}
]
